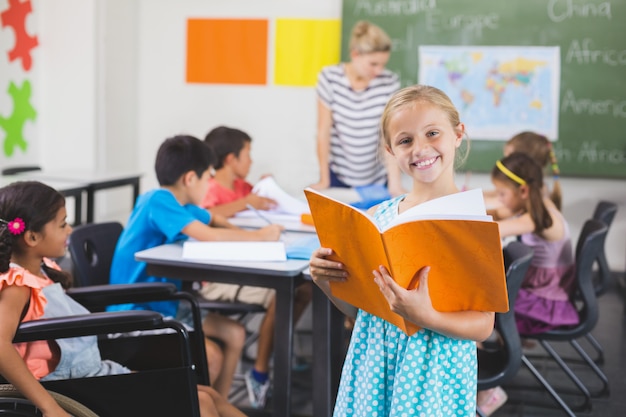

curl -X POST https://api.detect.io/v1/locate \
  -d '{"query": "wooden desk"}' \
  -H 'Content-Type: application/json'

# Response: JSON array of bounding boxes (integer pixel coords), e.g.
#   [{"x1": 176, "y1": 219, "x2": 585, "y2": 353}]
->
[
  {"x1": 0, "y1": 175, "x2": 88, "y2": 225},
  {"x1": 135, "y1": 242, "x2": 344, "y2": 417},
  {"x1": 26, "y1": 170, "x2": 142, "y2": 223}
]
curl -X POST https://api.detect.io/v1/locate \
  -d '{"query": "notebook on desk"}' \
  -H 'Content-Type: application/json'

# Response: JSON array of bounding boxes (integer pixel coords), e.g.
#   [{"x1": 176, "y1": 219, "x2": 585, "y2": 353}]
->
[{"x1": 181, "y1": 236, "x2": 320, "y2": 262}]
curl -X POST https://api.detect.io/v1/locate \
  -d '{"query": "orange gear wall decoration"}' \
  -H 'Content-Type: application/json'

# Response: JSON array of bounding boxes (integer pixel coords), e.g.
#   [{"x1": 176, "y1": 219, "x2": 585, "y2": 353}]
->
[{"x1": 1, "y1": 0, "x2": 38, "y2": 71}]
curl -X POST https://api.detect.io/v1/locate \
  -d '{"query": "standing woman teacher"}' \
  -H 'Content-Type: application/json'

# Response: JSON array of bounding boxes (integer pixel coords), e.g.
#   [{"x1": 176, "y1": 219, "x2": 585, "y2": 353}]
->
[{"x1": 311, "y1": 21, "x2": 404, "y2": 196}]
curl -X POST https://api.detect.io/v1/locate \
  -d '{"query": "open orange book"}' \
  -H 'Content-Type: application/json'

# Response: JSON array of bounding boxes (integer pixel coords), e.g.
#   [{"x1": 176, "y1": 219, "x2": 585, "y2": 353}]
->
[{"x1": 304, "y1": 188, "x2": 508, "y2": 336}]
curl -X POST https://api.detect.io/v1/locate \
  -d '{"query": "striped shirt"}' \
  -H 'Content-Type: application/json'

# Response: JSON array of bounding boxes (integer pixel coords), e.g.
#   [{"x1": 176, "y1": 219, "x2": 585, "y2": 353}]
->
[{"x1": 316, "y1": 64, "x2": 400, "y2": 187}]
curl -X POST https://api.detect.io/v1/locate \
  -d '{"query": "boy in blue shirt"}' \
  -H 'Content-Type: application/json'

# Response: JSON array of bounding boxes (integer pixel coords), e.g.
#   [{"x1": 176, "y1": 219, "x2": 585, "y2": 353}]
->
[{"x1": 108, "y1": 134, "x2": 282, "y2": 398}]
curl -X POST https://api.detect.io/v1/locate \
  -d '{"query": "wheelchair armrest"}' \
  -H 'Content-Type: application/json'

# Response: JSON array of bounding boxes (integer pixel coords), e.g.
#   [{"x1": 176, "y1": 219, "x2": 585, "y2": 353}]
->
[
  {"x1": 13, "y1": 311, "x2": 165, "y2": 343},
  {"x1": 66, "y1": 283, "x2": 177, "y2": 308}
]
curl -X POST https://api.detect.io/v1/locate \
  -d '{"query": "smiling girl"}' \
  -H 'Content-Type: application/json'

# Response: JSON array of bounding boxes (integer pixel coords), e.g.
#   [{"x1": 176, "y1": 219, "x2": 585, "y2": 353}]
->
[{"x1": 310, "y1": 85, "x2": 495, "y2": 416}]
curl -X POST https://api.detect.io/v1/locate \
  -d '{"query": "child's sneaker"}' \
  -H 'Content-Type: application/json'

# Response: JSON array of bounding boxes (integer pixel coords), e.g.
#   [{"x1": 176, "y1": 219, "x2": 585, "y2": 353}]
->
[{"x1": 245, "y1": 368, "x2": 270, "y2": 409}]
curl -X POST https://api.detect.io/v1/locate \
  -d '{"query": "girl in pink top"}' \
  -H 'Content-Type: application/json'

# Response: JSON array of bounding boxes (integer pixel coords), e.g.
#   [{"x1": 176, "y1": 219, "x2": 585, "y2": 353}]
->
[{"x1": 0, "y1": 181, "x2": 246, "y2": 417}]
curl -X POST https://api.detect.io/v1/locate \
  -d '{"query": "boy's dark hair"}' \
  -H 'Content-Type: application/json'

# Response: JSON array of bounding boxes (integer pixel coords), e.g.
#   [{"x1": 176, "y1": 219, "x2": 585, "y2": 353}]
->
[
  {"x1": 155, "y1": 135, "x2": 215, "y2": 185},
  {"x1": 204, "y1": 126, "x2": 252, "y2": 170},
  {"x1": 0, "y1": 181, "x2": 73, "y2": 288}
]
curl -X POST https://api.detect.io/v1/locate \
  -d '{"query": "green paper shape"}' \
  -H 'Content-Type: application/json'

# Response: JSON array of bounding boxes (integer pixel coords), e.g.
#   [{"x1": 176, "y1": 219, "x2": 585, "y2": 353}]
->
[{"x1": 0, "y1": 80, "x2": 37, "y2": 157}]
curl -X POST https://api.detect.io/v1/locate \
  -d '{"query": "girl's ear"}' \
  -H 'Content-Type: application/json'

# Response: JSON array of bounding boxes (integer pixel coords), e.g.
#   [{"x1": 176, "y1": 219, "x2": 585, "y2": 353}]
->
[
  {"x1": 23, "y1": 230, "x2": 39, "y2": 248},
  {"x1": 454, "y1": 123, "x2": 465, "y2": 148},
  {"x1": 519, "y1": 184, "x2": 530, "y2": 199},
  {"x1": 384, "y1": 144, "x2": 394, "y2": 156}
]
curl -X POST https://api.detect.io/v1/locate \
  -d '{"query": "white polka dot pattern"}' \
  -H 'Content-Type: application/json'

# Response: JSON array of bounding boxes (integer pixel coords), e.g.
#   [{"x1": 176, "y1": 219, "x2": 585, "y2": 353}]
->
[{"x1": 333, "y1": 197, "x2": 477, "y2": 417}]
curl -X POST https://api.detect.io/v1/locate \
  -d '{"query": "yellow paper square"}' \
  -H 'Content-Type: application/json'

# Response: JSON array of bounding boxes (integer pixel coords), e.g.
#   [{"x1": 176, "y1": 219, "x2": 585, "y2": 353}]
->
[{"x1": 274, "y1": 19, "x2": 341, "y2": 87}]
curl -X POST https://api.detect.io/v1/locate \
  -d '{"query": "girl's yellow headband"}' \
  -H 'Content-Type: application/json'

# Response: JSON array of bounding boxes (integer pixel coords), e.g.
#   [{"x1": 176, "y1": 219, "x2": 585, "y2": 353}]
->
[{"x1": 496, "y1": 160, "x2": 526, "y2": 185}]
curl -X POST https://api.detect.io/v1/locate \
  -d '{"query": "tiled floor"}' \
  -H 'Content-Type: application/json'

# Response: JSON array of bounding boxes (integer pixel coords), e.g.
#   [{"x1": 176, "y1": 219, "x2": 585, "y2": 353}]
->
[{"x1": 231, "y1": 273, "x2": 626, "y2": 416}]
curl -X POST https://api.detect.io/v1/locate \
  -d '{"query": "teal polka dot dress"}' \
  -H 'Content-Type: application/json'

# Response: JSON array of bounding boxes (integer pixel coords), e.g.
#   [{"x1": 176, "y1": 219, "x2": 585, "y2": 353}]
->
[{"x1": 333, "y1": 197, "x2": 477, "y2": 417}]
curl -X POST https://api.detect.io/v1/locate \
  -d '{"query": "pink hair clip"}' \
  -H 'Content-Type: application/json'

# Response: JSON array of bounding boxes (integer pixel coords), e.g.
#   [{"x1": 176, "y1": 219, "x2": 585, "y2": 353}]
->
[{"x1": 0, "y1": 217, "x2": 25, "y2": 235}]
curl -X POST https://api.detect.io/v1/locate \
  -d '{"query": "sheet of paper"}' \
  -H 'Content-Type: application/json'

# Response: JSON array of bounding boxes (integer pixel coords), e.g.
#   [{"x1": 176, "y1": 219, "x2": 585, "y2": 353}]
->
[
  {"x1": 252, "y1": 176, "x2": 310, "y2": 215},
  {"x1": 182, "y1": 241, "x2": 287, "y2": 262}
]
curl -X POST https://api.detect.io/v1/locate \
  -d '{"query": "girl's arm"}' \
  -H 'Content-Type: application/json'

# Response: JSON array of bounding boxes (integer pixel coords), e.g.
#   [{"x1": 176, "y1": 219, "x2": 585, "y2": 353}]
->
[
  {"x1": 496, "y1": 212, "x2": 535, "y2": 238},
  {"x1": 374, "y1": 266, "x2": 495, "y2": 342},
  {"x1": 309, "y1": 248, "x2": 358, "y2": 319},
  {"x1": 0, "y1": 285, "x2": 70, "y2": 417},
  {"x1": 182, "y1": 220, "x2": 283, "y2": 242},
  {"x1": 311, "y1": 99, "x2": 333, "y2": 190}
]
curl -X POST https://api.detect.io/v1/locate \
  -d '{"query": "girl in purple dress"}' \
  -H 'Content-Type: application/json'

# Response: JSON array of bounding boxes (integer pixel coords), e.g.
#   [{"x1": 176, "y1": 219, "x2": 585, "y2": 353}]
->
[{"x1": 491, "y1": 152, "x2": 578, "y2": 334}]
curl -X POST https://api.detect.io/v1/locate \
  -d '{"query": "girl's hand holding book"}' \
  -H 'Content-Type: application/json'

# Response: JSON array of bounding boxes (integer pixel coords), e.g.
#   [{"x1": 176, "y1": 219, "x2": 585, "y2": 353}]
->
[{"x1": 373, "y1": 265, "x2": 434, "y2": 328}]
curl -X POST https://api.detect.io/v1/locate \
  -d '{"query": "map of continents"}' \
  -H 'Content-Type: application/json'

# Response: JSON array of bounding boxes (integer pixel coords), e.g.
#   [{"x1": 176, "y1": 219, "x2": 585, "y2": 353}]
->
[{"x1": 418, "y1": 46, "x2": 560, "y2": 140}]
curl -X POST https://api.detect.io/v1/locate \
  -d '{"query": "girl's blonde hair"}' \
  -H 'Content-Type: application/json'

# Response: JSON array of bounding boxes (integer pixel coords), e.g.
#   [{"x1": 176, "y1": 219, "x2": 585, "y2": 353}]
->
[
  {"x1": 349, "y1": 21, "x2": 392, "y2": 54},
  {"x1": 507, "y1": 131, "x2": 562, "y2": 210},
  {"x1": 380, "y1": 85, "x2": 470, "y2": 166}
]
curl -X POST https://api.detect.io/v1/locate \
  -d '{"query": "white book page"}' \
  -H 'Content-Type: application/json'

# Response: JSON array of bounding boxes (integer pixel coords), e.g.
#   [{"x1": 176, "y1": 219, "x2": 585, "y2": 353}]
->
[
  {"x1": 182, "y1": 241, "x2": 287, "y2": 262},
  {"x1": 252, "y1": 176, "x2": 310, "y2": 215},
  {"x1": 386, "y1": 189, "x2": 491, "y2": 230}
]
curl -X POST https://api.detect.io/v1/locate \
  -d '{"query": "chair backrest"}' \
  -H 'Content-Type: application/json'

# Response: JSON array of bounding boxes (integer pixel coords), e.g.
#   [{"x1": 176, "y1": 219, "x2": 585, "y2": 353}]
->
[
  {"x1": 68, "y1": 222, "x2": 123, "y2": 287},
  {"x1": 478, "y1": 241, "x2": 533, "y2": 389},
  {"x1": 592, "y1": 201, "x2": 618, "y2": 228},
  {"x1": 1, "y1": 166, "x2": 42, "y2": 176},
  {"x1": 591, "y1": 201, "x2": 617, "y2": 295},
  {"x1": 572, "y1": 219, "x2": 608, "y2": 333}
]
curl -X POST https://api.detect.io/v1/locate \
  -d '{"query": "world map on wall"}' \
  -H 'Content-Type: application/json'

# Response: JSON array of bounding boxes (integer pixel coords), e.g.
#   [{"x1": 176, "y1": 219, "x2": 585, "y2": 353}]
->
[{"x1": 418, "y1": 46, "x2": 560, "y2": 140}]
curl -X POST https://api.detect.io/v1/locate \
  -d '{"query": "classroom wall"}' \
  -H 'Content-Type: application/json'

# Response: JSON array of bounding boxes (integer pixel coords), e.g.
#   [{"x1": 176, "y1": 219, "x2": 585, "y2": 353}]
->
[{"x1": 34, "y1": 0, "x2": 626, "y2": 272}]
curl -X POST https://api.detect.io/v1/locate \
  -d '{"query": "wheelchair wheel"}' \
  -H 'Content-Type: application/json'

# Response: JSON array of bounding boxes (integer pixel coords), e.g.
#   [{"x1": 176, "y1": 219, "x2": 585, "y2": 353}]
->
[{"x1": 0, "y1": 385, "x2": 98, "y2": 417}]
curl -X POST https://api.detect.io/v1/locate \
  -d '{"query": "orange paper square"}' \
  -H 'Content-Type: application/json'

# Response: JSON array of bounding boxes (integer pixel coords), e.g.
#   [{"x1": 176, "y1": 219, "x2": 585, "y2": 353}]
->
[{"x1": 186, "y1": 19, "x2": 268, "y2": 85}]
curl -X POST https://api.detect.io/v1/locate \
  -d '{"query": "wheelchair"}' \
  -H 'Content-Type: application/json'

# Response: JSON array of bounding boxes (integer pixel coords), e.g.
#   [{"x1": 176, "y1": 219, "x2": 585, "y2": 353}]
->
[{"x1": 0, "y1": 283, "x2": 211, "y2": 417}]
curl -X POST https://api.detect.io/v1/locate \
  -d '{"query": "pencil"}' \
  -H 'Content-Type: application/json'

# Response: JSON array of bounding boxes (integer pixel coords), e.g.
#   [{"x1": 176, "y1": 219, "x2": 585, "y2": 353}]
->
[{"x1": 246, "y1": 204, "x2": 273, "y2": 225}]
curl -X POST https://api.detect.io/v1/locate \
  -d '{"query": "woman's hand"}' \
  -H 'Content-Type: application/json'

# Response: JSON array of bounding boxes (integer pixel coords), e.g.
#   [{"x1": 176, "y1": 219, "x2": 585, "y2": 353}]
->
[
  {"x1": 309, "y1": 248, "x2": 346, "y2": 291},
  {"x1": 373, "y1": 265, "x2": 434, "y2": 328},
  {"x1": 309, "y1": 179, "x2": 330, "y2": 191}
]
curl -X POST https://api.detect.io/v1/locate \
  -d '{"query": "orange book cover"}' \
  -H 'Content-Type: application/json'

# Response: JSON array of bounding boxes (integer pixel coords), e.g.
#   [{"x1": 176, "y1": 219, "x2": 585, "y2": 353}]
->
[{"x1": 304, "y1": 188, "x2": 508, "y2": 336}]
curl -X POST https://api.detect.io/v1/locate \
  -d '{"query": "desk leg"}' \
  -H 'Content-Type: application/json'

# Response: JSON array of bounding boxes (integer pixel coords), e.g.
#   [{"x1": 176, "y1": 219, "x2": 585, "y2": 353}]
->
[
  {"x1": 312, "y1": 285, "x2": 345, "y2": 417},
  {"x1": 272, "y1": 279, "x2": 295, "y2": 416}
]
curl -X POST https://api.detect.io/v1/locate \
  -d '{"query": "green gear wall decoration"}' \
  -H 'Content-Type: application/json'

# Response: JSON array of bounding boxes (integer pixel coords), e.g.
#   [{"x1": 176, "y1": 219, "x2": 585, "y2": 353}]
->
[{"x1": 0, "y1": 80, "x2": 37, "y2": 157}]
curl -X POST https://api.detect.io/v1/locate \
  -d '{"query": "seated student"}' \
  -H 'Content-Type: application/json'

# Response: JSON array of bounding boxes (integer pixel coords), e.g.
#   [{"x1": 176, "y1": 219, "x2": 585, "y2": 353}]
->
[
  {"x1": 202, "y1": 125, "x2": 313, "y2": 409},
  {"x1": 107, "y1": 135, "x2": 283, "y2": 398},
  {"x1": 201, "y1": 125, "x2": 277, "y2": 217},
  {"x1": 484, "y1": 131, "x2": 562, "y2": 219},
  {"x1": 0, "y1": 180, "x2": 246, "y2": 417},
  {"x1": 477, "y1": 152, "x2": 577, "y2": 416}
]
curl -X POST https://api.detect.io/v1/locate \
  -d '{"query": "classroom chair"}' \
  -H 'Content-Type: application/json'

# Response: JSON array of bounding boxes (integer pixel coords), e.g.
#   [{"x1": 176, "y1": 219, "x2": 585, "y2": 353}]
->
[
  {"x1": 520, "y1": 219, "x2": 610, "y2": 412},
  {"x1": 3, "y1": 309, "x2": 202, "y2": 416},
  {"x1": 591, "y1": 200, "x2": 618, "y2": 296},
  {"x1": 477, "y1": 241, "x2": 576, "y2": 417},
  {"x1": 578, "y1": 200, "x2": 618, "y2": 366}
]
